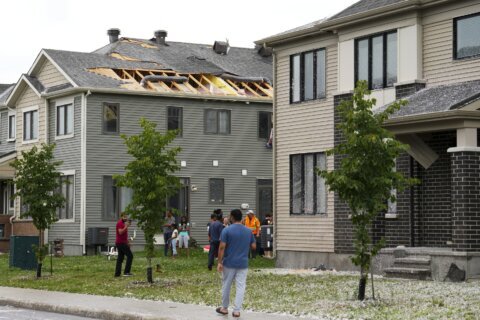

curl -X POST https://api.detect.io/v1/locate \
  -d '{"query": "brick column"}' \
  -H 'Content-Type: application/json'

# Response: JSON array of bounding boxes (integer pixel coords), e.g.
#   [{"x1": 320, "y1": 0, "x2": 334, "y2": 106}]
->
[{"x1": 450, "y1": 150, "x2": 480, "y2": 252}]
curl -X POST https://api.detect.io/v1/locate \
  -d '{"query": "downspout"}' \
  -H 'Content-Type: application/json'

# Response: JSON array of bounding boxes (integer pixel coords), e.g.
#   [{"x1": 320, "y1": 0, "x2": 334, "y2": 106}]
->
[
  {"x1": 44, "y1": 98, "x2": 49, "y2": 246},
  {"x1": 410, "y1": 156, "x2": 415, "y2": 247},
  {"x1": 80, "y1": 90, "x2": 91, "y2": 255},
  {"x1": 9, "y1": 215, "x2": 15, "y2": 239}
]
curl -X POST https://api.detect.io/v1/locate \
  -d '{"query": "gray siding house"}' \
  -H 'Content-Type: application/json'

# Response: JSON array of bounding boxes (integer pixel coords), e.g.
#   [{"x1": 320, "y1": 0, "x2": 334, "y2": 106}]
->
[
  {"x1": 259, "y1": 0, "x2": 480, "y2": 280},
  {"x1": 4, "y1": 30, "x2": 273, "y2": 255}
]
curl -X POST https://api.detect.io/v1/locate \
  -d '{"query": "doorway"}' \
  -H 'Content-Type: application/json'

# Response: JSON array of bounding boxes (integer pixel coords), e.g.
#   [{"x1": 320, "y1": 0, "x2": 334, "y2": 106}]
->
[
  {"x1": 257, "y1": 179, "x2": 273, "y2": 223},
  {"x1": 167, "y1": 178, "x2": 190, "y2": 220}
]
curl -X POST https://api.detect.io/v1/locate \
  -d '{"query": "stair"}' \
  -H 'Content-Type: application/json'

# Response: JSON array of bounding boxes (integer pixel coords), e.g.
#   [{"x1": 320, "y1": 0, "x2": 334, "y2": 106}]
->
[{"x1": 385, "y1": 255, "x2": 432, "y2": 280}]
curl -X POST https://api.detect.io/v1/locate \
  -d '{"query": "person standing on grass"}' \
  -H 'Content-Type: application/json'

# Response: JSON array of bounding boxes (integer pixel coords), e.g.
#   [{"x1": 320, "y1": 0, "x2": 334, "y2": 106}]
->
[
  {"x1": 170, "y1": 223, "x2": 179, "y2": 258},
  {"x1": 115, "y1": 212, "x2": 134, "y2": 277},
  {"x1": 244, "y1": 210, "x2": 261, "y2": 258},
  {"x1": 215, "y1": 209, "x2": 256, "y2": 318},
  {"x1": 178, "y1": 216, "x2": 190, "y2": 257},
  {"x1": 163, "y1": 210, "x2": 175, "y2": 257},
  {"x1": 208, "y1": 213, "x2": 224, "y2": 270}
]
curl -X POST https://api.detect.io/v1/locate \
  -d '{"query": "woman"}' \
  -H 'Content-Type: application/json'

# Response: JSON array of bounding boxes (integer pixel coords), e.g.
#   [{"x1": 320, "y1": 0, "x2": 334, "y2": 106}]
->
[{"x1": 178, "y1": 216, "x2": 191, "y2": 257}]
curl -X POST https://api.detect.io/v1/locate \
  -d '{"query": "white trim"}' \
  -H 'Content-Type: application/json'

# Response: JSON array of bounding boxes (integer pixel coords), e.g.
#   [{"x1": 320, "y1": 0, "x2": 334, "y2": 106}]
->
[
  {"x1": 42, "y1": 51, "x2": 79, "y2": 88},
  {"x1": 22, "y1": 105, "x2": 39, "y2": 113},
  {"x1": 55, "y1": 134, "x2": 74, "y2": 141},
  {"x1": 28, "y1": 50, "x2": 78, "y2": 88},
  {"x1": 80, "y1": 92, "x2": 89, "y2": 254},
  {"x1": 7, "y1": 110, "x2": 16, "y2": 141},
  {"x1": 447, "y1": 147, "x2": 480, "y2": 153},
  {"x1": 54, "y1": 96, "x2": 74, "y2": 107},
  {"x1": 21, "y1": 139, "x2": 39, "y2": 145},
  {"x1": 54, "y1": 100, "x2": 75, "y2": 140},
  {"x1": 21, "y1": 106, "x2": 39, "y2": 144},
  {"x1": 385, "y1": 213, "x2": 398, "y2": 219},
  {"x1": 56, "y1": 170, "x2": 75, "y2": 223}
]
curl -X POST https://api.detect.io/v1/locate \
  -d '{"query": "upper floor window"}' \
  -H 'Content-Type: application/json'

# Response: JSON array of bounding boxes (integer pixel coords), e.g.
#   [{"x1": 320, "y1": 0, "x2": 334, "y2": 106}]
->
[
  {"x1": 57, "y1": 175, "x2": 74, "y2": 220},
  {"x1": 290, "y1": 49, "x2": 326, "y2": 103},
  {"x1": 205, "y1": 109, "x2": 230, "y2": 134},
  {"x1": 355, "y1": 31, "x2": 397, "y2": 90},
  {"x1": 167, "y1": 106, "x2": 183, "y2": 136},
  {"x1": 290, "y1": 152, "x2": 326, "y2": 215},
  {"x1": 103, "y1": 103, "x2": 119, "y2": 134},
  {"x1": 258, "y1": 111, "x2": 272, "y2": 140},
  {"x1": 454, "y1": 13, "x2": 480, "y2": 60},
  {"x1": 57, "y1": 103, "x2": 74, "y2": 136},
  {"x1": 7, "y1": 112, "x2": 15, "y2": 140},
  {"x1": 102, "y1": 176, "x2": 132, "y2": 221},
  {"x1": 23, "y1": 108, "x2": 38, "y2": 141},
  {"x1": 209, "y1": 178, "x2": 224, "y2": 204}
]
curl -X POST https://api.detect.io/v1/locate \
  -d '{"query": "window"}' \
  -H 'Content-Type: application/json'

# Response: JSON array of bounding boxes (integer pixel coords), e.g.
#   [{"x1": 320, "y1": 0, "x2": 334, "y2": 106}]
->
[
  {"x1": 167, "y1": 106, "x2": 183, "y2": 136},
  {"x1": 8, "y1": 112, "x2": 15, "y2": 140},
  {"x1": 102, "y1": 176, "x2": 133, "y2": 220},
  {"x1": 23, "y1": 109, "x2": 38, "y2": 141},
  {"x1": 57, "y1": 175, "x2": 74, "y2": 220},
  {"x1": 290, "y1": 152, "x2": 326, "y2": 215},
  {"x1": 355, "y1": 31, "x2": 397, "y2": 90},
  {"x1": 209, "y1": 178, "x2": 224, "y2": 204},
  {"x1": 0, "y1": 224, "x2": 4, "y2": 238},
  {"x1": 454, "y1": 13, "x2": 480, "y2": 59},
  {"x1": 57, "y1": 103, "x2": 74, "y2": 136},
  {"x1": 258, "y1": 111, "x2": 272, "y2": 140},
  {"x1": 205, "y1": 109, "x2": 230, "y2": 134},
  {"x1": 290, "y1": 48, "x2": 326, "y2": 103},
  {"x1": 8, "y1": 183, "x2": 14, "y2": 210},
  {"x1": 103, "y1": 103, "x2": 119, "y2": 134}
]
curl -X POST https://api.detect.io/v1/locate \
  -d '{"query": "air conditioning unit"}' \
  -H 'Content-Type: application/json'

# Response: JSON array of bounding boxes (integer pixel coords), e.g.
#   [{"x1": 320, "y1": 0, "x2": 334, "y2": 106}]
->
[{"x1": 87, "y1": 227, "x2": 109, "y2": 246}]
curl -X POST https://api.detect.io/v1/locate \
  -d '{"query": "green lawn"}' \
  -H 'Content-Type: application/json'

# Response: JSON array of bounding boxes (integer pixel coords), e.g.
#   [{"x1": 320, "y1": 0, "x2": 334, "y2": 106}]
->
[{"x1": 1, "y1": 249, "x2": 479, "y2": 319}]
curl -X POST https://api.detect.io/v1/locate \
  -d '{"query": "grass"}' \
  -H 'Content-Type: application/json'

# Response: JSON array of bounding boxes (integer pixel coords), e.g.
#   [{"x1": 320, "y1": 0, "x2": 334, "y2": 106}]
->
[{"x1": 1, "y1": 249, "x2": 480, "y2": 319}]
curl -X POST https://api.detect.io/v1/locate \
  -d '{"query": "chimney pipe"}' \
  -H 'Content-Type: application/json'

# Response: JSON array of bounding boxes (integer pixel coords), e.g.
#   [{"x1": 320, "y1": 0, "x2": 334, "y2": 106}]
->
[
  {"x1": 107, "y1": 28, "x2": 120, "y2": 43},
  {"x1": 154, "y1": 30, "x2": 168, "y2": 45}
]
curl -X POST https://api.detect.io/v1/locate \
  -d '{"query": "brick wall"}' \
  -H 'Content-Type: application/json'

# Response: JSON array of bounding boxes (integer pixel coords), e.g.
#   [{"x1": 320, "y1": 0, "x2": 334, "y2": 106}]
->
[
  {"x1": 451, "y1": 151, "x2": 480, "y2": 252},
  {"x1": 395, "y1": 82, "x2": 426, "y2": 99}
]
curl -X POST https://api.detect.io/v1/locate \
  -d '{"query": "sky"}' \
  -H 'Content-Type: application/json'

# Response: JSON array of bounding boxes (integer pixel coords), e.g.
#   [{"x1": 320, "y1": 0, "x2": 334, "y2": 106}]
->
[{"x1": 0, "y1": 0, "x2": 359, "y2": 84}]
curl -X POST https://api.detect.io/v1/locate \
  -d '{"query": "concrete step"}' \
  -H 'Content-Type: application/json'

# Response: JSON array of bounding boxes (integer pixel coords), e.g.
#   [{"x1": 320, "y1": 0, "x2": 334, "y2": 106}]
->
[
  {"x1": 393, "y1": 257, "x2": 431, "y2": 269},
  {"x1": 384, "y1": 267, "x2": 432, "y2": 280}
]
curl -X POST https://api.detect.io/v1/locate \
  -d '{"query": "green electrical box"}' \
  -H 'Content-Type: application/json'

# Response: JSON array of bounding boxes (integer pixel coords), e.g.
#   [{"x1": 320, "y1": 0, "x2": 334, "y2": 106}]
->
[{"x1": 9, "y1": 236, "x2": 39, "y2": 270}]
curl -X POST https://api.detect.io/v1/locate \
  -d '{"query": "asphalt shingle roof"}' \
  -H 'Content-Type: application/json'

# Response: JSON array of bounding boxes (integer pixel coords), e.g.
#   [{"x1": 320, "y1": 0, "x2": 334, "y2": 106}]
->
[
  {"x1": 0, "y1": 84, "x2": 14, "y2": 105},
  {"x1": 329, "y1": 0, "x2": 409, "y2": 20},
  {"x1": 378, "y1": 80, "x2": 480, "y2": 119}
]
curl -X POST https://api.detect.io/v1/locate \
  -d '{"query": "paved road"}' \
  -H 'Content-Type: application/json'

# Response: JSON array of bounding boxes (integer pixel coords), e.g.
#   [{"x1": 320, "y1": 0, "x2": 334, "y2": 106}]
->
[{"x1": 0, "y1": 305, "x2": 97, "y2": 320}]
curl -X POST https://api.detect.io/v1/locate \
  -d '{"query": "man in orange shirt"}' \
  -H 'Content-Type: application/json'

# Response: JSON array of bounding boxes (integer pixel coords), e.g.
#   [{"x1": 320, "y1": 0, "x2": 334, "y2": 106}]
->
[{"x1": 244, "y1": 210, "x2": 260, "y2": 258}]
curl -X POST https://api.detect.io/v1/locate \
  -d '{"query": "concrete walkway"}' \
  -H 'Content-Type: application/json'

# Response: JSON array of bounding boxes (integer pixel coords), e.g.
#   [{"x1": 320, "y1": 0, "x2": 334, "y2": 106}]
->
[{"x1": 0, "y1": 286, "x2": 314, "y2": 320}]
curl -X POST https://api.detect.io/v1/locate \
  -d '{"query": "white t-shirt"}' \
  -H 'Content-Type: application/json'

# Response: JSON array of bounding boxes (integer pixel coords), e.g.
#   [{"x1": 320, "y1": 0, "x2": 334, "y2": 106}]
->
[{"x1": 172, "y1": 229, "x2": 178, "y2": 239}]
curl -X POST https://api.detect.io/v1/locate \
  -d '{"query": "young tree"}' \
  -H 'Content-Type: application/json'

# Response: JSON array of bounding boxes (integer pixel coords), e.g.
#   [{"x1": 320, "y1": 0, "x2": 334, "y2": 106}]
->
[
  {"x1": 11, "y1": 143, "x2": 66, "y2": 278},
  {"x1": 115, "y1": 118, "x2": 181, "y2": 283},
  {"x1": 318, "y1": 81, "x2": 418, "y2": 300}
]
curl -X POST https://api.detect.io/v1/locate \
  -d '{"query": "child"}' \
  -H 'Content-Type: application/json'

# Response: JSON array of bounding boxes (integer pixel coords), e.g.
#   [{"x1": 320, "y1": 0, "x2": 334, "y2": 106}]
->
[{"x1": 170, "y1": 223, "x2": 179, "y2": 258}]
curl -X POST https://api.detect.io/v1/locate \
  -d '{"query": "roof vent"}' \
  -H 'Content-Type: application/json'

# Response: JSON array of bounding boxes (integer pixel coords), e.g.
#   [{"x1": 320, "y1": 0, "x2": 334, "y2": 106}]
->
[
  {"x1": 213, "y1": 40, "x2": 230, "y2": 55},
  {"x1": 256, "y1": 43, "x2": 273, "y2": 57},
  {"x1": 154, "y1": 30, "x2": 168, "y2": 46},
  {"x1": 107, "y1": 28, "x2": 120, "y2": 44}
]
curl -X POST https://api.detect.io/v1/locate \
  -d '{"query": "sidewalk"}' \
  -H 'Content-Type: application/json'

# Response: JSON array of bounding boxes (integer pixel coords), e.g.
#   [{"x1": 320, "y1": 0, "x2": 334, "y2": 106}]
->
[{"x1": 0, "y1": 286, "x2": 315, "y2": 320}]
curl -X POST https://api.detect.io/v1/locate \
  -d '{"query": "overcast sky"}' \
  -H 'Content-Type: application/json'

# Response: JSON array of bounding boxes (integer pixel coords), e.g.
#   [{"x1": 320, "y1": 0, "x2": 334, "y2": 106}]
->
[{"x1": 0, "y1": 0, "x2": 358, "y2": 84}]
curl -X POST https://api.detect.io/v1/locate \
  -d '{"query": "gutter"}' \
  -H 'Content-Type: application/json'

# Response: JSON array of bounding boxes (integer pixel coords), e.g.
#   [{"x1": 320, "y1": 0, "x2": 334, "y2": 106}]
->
[
  {"x1": 41, "y1": 87, "x2": 272, "y2": 104},
  {"x1": 384, "y1": 110, "x2": 480, "y2": 127}
]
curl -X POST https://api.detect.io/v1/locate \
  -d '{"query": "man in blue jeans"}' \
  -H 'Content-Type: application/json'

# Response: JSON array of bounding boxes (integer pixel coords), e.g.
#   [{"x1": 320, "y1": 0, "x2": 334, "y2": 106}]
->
[
  {"x1": 215, "y1": 209, "x2": 255, "y2": 318},
  {"x1": 163, "y1": 210, "x2": 175, "y2": 256},
  {"x1": 208, "y1": 213, "x2": 224, "y2": 270}
]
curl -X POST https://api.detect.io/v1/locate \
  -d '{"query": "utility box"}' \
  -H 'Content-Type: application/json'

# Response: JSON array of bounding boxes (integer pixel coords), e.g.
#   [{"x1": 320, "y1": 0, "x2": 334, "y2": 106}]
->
[
  {"x1": 9, "y1": 236, "x2": 38, "y2": 270},
  {"x1": 87, "y1": 227, "x2": 109, "y2": 246}
]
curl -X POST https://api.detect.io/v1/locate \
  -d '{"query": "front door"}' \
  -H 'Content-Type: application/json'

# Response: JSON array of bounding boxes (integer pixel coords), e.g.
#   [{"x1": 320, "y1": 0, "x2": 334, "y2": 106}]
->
[
  {"x1": 167, "y1": 178, "x2": 190, "y2": 220},
  {"x1": 257, "y1": 179, "x2": 273, "y2": 223}
]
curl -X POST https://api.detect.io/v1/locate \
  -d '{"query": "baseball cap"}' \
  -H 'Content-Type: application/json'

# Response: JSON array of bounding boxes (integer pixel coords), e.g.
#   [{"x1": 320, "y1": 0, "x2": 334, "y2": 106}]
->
[{"x1": 246, "y1": 210, "x2": 255, "y2": 214}]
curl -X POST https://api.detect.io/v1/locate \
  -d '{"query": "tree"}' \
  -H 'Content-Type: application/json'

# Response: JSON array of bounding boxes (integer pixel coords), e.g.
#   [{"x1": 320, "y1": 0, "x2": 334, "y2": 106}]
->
[
  {"x1": 318, "y1": 81, "x2": 418, "y2": 300},
  {"x1": 115, "y1": 118, "x2": 181, "y2": 283},
  {"x1": 11, "y1": 143, "x2": 66, "y2": 278}
]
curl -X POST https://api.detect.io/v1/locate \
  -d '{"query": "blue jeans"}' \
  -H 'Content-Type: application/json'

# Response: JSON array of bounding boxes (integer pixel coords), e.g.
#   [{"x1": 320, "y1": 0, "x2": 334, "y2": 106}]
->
[
  {"x1": 171, "y1": 239, "x2": 177, "y2": 256},
  {"x1": 164, "y1": 231, "x2": 172, "y2": 256},
  {"x1": 208, "y1": 240, "x2": 220, "y2": 269},
  {"x1": 222, "y1": 267, "x2": 248, "y2": 312}
]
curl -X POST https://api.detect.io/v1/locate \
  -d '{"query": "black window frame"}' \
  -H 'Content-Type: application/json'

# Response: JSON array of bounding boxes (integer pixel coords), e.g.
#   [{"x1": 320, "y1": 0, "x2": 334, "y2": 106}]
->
[
  {"x1": 208, "y1": 178, "x2": 224, "y2": 204},
  {"x1": 204, "y1": 109, "x2": 231, "y2": 135},
  {"x1": 57, "y1": 175, "x2": 74, "y2": 220},
  {"x1": 23, "y1": 109, "x2": 38, "y2": 141},
  {"x1": 56, "y1": 103, "x2": 74, "y2": 136},
  {"x1": 354, "y1": 30, "x2": 397, "y2": 90},
  {"x1": 167, "y1": 106, "x2": 183, "y2": 136},
  {"x1": 8, "y1": 114, "x2": 15, "y2": 140},
  {"x1": 102, "y1": 103, "x2": 120, "y2": 134},
  {"x1": 0, "y1": 224, "x2": 4, "y2": 238},
  {"x1": 453, "y1": 12, "x2": 480, "y2": 60},
  {"x1": 289, "y1": 48, "x2": 327, "y2": 104},
  {"x1": 258, "y1": 111, "x2": 272, "y2": 140},
  {"x1": 289, "y1": 152, "x2": 327, "y2": 215},
  {"x1": 102, "y1": 176, "x2": 118, "y2": 221}
]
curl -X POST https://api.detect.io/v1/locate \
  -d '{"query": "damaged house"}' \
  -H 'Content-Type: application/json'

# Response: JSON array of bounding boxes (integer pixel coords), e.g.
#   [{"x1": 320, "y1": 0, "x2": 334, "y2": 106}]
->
[{"x1": 1, "y1": 29, "x2": 273, "y2": 255}]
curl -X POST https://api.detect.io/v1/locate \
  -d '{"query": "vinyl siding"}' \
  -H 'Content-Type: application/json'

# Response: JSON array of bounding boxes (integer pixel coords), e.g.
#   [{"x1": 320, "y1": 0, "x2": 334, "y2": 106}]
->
[
  {"x1": 86, "y1": 94, "x2": 272, "y2": 246},
  {"x1": 274, "y1": 41, "x2": 337, "y2": 253},
  {"x1": 15, "y1": 86, "x2": 45, "y2": 153},
  {"x1": 37, "y1": 60, "x2": 69, "y2": 88},
  {"x1": 0, "y1": 110, "x2": 15, "y2": 155},
  {"x1": 423, "y1": 2, "x2": 480, "y2": 86},
  {"x1": 47, "y1": 96, "x2": 82, "y2": 247}
]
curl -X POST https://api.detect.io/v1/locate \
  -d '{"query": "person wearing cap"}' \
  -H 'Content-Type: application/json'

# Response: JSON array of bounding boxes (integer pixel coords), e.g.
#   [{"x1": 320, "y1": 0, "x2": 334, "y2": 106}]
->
[{"x1": 243, "y1": 210, "x2": 261, "y2": 258}]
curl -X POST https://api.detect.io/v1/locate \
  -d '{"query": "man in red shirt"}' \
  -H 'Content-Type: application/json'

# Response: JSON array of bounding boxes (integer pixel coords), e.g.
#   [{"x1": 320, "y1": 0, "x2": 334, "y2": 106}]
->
[{"x1": 115, "y1": 212, "x2": 134, "y2": 277}]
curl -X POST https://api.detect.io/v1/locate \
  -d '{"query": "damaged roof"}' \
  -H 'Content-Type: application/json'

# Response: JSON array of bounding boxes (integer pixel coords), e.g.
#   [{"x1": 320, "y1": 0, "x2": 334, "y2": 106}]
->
[{"x1": 379, "y1": 80, "x2": 480, "y2": 119}]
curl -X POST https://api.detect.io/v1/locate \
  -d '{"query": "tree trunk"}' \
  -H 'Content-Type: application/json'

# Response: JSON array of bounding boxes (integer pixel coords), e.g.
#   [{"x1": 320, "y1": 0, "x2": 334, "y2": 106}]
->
[
  {"x1": 147, "y1": 257, "x2": 153, "y2": 283},
  {"x1": 358, "y1": 274, "x2": 367, "y2": 300},
  {"x1": 36, "y1": 263, "x2": 42, "y2": 278}
]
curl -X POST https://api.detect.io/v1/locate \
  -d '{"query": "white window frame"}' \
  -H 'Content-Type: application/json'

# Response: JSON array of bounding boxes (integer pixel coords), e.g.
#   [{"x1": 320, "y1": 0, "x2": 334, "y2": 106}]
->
[
  {"x1": 22, "y1": 105, "x2": 39, "y2": 145},
  {"x1": 7, "y1": 110, "x2": 16, "y2": 142},
  {"x1": 56, "y1": 169, "x2": 76, "y2": 223},
  {"x1": 55, "y1": 97, "x2": 75, "y2": 140},
  {"x1": 8, "y1": 183, "x2": 15, "y2": 210}
]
